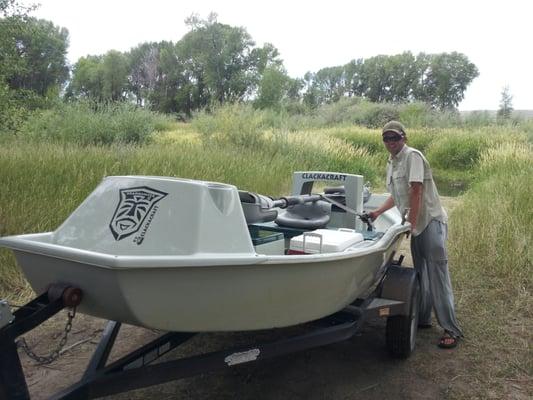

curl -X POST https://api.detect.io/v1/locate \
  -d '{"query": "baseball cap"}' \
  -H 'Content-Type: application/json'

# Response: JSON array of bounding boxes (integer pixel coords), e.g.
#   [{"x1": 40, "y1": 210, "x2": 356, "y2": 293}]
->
[{"x1": 382, "y1": 121, "x2": 406, "y2": 137}]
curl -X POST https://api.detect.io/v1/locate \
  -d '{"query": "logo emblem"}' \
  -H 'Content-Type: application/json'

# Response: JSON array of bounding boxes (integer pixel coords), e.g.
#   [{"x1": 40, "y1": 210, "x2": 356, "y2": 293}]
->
[{"x1": 109, "y1": 186, "x2": 167, "y2": 241}]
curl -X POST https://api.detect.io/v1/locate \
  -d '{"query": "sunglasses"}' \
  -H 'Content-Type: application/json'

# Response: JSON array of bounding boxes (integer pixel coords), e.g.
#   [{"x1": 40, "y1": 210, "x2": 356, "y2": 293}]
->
[{"x1": 382, "y1": 135, "x2": 403, "y2": 143}]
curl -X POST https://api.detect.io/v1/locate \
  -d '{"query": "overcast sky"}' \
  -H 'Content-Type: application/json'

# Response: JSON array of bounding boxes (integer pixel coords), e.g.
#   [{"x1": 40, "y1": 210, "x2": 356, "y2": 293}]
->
[{"x1": 26, "y1": 0, "x2": 532, "y2": 110}]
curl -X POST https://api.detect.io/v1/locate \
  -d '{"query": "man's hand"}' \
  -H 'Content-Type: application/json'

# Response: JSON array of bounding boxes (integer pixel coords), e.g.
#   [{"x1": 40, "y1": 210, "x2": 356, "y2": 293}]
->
[
  {"x1": 368, "y1": 210, "x2": 380, "y2": 221},
  {"x1": 368, "y1": 196, "x2": 395, "y2": 222}
]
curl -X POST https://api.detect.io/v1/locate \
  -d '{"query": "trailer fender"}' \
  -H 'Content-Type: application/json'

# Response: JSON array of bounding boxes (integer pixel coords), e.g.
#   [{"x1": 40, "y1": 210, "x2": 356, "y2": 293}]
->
[{"x1": 380, "y1": 265, "x2": 418, "y2": 315}]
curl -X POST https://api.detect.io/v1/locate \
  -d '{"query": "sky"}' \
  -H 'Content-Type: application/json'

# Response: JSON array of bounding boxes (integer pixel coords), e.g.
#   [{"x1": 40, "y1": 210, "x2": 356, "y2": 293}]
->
[{"x1": 24, "y1": 0, "x2": 532, "y2": 110}]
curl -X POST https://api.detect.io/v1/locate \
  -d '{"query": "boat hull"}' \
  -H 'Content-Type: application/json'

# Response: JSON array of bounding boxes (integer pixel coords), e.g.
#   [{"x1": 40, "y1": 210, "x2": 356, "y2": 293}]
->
[{"x1": 12, "y1": 236, "x2": 402, "y2": 332}]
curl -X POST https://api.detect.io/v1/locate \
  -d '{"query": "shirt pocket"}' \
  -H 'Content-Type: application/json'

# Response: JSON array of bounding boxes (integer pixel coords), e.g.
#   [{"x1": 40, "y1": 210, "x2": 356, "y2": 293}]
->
[{"x1": 392, "y1": 167, "x2": 408, "y2": 197}]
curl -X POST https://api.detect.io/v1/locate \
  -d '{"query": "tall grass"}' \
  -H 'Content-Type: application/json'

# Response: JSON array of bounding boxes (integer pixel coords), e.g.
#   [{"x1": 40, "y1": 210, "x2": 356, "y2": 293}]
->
[
  {"x1": 447, "y1": 142, "x2": 532, "y2": 396},
  {"x1": 16, "y1": 102, "x2": 175, "y2": 145}
]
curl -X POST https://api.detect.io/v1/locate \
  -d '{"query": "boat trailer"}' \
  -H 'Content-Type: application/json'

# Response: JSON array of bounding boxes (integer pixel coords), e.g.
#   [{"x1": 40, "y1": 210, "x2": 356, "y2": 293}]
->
[{"x1": 0, "y1": 259, "x2": 418, "y2": 400}]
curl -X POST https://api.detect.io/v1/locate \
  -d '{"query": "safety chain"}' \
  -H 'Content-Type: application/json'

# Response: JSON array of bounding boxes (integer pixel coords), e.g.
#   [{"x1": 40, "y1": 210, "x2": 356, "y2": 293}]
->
[{"x1": 16, "y1": 307, "x2": 76, "y2": 365}]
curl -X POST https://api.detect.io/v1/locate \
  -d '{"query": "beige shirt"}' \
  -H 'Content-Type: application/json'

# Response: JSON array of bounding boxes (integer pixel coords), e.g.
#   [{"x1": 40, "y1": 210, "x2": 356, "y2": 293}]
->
[{"x1": 386, "y1": 145, "x2": 447, "y2": 236}]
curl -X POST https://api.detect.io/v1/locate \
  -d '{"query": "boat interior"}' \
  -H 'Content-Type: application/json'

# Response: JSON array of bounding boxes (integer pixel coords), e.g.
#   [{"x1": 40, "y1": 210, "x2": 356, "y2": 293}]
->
[{"x1": 239, "y1": 172, "x2": 393, "y2": 256}]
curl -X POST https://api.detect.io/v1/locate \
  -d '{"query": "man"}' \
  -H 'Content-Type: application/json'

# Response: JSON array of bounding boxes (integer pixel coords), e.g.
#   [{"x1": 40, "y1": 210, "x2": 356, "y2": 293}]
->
[{"x1": 369, "y1": 121, "x2": 463, "y2": 348}]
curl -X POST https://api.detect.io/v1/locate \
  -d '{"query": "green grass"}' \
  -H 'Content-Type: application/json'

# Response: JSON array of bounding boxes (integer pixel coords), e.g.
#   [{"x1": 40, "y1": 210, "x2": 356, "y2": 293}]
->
[
  {"x1": 0, "y1": 109, "x2": 531, "y2": 398},
  {"x1": 446, "y1": 142, "x2": 533, "y2": 398},
  {"x1": 15, "y1": 102, "x2": 175, "y2": 145}
]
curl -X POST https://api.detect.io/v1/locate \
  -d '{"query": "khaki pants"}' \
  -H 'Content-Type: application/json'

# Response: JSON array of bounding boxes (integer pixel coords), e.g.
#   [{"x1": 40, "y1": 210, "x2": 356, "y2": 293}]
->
[{"x1": 411, "y1": 220, "x2": 463, "y2": 338}]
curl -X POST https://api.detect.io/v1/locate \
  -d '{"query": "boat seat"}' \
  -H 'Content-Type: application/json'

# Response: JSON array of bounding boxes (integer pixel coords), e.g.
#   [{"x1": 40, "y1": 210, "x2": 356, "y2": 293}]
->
[
  {"x1": 239, "y1": 191, "x2": 278, "y2": 224},
  {"x1": 275, "y1": 200, "x2": 331, "y2": 230}
]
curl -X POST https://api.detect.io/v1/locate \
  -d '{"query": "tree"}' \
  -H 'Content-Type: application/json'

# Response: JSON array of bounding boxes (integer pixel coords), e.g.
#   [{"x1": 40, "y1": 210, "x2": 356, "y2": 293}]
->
[
  {"x1": 311, "y1": 66, "x2": 347, "y2": 104},
  {"x1": 0, "y1": 0, "x2": 36, "y2": 17},
  {"x1": 176, "y1": 14, "x2": 282, "y2": 113},
  {"x1": 150, "y1": 41, "x2": 188, "y2": 114},
  {"x1": 101, "y1": 50, "x2": 128, "y2": 101},
  {"x1": 418, "y1": 52, "x2": 479, "y2": 110},
  {"x1": 68, "y1": 51, "x2": 129, "y2": 102},
  {"x1": 0, "y1": 17, "x2": 69, "y2": 97},
  {"x1": 128, "y1": 42, "x2": 160, "y2": 106},
  {"x1": 67, "y1": 55, "x2": 104, "y2": 101},
  {"x1": 254, "y1": 66, "x2": 290, "y2": 110},
  {"x1": 178, "y1": 14, "x2": 255, "y2": 105},
  {"x1": 497, "y1": 86, "x2": 513, "y2": 120},
  {"x1": 0, "y1": 7, "x2": 68, "y2": 131}
]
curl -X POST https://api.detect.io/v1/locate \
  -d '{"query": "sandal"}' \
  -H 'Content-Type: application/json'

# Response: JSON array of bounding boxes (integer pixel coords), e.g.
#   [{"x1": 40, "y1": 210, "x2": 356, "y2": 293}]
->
[{"x1": 438, "y1": 333, "x2": 459, "y2": 349}]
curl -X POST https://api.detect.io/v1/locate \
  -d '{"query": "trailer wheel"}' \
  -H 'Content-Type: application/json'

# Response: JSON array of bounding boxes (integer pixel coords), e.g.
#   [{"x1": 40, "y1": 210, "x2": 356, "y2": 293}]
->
[{"x1": 385, "y1": 280, "x2": 419, "y2": 358}]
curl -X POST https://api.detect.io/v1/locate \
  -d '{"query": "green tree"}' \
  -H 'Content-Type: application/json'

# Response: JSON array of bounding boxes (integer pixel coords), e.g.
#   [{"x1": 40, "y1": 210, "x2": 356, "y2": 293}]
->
[
  {"x1": 345, "y1": 58, "x2": 364, "y2": 97},
  {"x1": 418, "y1": 52, "x2": 479, "y2": 109},
  {"x1": 311, "y1": 66, "x2": 346, "y2": 104},
  {"x1": 0, "y1": 0, "x2": 36, "y2": 17},
  {"x1": 102, "y1": 50, "x2": 128, "y2": 101},
  {"x1": 150, "y1": 41, "x2": 188, "y2": 114},
  {"x1": 0, "y1": 16, "x2": 68, "y2": 99},
  {"x1": 178, "y1": 14, "x2": 253, "y2": 104},
  {"x1": 1, "y1": 5, "x2": 68, "y2": 131},
  {"x1": 302, "y1": 71, "x2": 319, "y2": 108},
  {"x1": 176, "y1": 13, "x2": 282, "y2": 112},
  {"x1": 67, "y1": 55, "x2": 105, "y2": 101},
  {"x1": 68, "y1": 50, "x2": 129, "y2": 102},
  {"x1": 497, "y1": 85, "x2": 513, "y2": 120},
  {"x1": 254, "y1": 66, "x2": 290, "y2": 110},
  {"x1": 304, "y1": 52, "x2": 478, "y2": 110},
  {"x1": 127, "y1": 42, "x2": 160, "y2": 106},
  {"x1": 0, "y1": 17, "x2": 69, "y2": 97}
]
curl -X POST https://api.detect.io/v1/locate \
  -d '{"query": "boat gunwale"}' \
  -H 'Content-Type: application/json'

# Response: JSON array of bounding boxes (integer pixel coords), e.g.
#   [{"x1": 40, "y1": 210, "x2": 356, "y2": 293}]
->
[{"x1": 0, "y1": 225, "x2": 409, "y2": 270}]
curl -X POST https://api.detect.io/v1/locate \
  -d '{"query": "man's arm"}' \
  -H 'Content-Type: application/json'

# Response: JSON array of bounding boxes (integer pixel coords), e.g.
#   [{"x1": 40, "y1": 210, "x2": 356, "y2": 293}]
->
[{"x1": 408, "y1": 182, "x2": 423, "y2": 230}]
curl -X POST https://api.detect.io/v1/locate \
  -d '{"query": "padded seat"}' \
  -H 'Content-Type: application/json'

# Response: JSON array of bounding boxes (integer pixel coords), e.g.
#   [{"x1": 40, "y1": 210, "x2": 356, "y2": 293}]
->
[{"x1": 275, "y1": 201, "x2": 331, "y2": 230}]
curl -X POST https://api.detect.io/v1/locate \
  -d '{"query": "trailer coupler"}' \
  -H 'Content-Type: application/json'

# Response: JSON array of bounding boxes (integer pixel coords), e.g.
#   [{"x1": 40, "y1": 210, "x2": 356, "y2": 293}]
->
[{"x1": 0, "y1": 285, "x2": 82, "y2": 400}]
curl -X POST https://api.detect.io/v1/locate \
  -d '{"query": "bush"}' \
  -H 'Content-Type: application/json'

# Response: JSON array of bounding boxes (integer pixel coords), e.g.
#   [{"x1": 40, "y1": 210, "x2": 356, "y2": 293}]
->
[
  {"x1": 426, "y1": 133, "x2": 488, "y2": 170},
  {"x1": 192, "y1": 103, "x2": 268, "y2": 147},
  {"x1": 19, "y1": 102, "x2": 174, "y2": 145}
]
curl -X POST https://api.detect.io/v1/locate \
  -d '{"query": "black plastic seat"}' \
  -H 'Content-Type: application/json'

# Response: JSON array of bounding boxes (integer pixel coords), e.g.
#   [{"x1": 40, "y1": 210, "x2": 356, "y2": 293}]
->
[{"x1": 275, "y1": 201, "x2": 331, "y2": 229}]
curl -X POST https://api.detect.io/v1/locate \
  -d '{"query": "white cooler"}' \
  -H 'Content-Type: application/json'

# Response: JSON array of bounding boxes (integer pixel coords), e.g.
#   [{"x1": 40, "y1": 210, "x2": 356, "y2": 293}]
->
[{"x1": 289, "y1": 229, "x2": 364, "y2": 254}]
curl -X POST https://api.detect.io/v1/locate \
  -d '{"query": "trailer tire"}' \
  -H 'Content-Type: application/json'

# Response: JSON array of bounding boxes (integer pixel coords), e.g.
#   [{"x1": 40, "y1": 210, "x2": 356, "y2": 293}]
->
[{"x1": 385, "y1": 279, "x2": 419, "y2": 358}]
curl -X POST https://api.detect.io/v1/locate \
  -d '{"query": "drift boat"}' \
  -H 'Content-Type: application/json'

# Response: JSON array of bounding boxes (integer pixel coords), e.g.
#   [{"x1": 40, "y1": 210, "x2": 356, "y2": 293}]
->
[{"x1": 0, "y1": 172, "x2": 409, "y2": 332}]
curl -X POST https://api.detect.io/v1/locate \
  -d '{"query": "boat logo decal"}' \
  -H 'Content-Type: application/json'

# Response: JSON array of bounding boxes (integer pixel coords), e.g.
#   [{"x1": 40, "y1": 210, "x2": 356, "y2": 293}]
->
[
  {"x1": 109, "y1": 186, "x2": 168, "y2": 244},
  {"x1": 302, "y1": 172, "x2": 347, "y2": 181},
  {"x1": 224, "y1": 349, "x2": 261, "y2": 366}
]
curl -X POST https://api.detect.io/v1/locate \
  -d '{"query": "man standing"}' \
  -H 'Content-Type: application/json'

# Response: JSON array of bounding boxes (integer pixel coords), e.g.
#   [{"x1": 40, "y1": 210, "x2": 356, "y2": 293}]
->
[{"x1": 369, "y1": 121, "x2": 463, "y2": 348}]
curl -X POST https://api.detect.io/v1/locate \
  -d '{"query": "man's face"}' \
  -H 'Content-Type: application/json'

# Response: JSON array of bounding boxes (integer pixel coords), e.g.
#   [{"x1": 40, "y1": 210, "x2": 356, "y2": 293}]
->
[{"x1": 382, "y1": 132, "x2": 405, "y2": 155}]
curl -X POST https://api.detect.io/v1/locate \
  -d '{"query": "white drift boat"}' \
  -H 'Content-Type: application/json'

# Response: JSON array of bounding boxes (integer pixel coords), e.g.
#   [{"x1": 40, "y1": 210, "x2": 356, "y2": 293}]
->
[{"x1": 0, "y1": 172, "x2": 409, "y2": 332}]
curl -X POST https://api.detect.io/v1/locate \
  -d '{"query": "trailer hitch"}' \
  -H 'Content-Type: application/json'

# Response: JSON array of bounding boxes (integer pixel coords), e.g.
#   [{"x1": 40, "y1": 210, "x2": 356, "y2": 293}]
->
[{"x1": 0, "y1": 284, "x2": 82, "y2": 400}]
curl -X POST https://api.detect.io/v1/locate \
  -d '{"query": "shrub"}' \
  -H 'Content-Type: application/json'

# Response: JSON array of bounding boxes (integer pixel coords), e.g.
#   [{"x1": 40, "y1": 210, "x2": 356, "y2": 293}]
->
[
  {"x1": 426, "y1": 133, "x2": 488, "y2": 170},
  {"x1": 351, "y1": 100, "x2": 400, "y2": 128},
  {"x1": 192, "y1": 103, "x2": 267, "y2": 147},
  {"x1": 19, "y1": 102, "x2": 174, "y2": 145}
]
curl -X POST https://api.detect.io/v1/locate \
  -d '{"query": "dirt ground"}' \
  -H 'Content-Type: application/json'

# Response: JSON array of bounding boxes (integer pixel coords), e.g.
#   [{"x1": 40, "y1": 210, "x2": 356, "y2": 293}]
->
[
  {"x1": 12, "y1": 226, "x2": 530, "y2": 399},
  {"x1": 19, "y1": 311, "x2": 462, "y2": 400}
]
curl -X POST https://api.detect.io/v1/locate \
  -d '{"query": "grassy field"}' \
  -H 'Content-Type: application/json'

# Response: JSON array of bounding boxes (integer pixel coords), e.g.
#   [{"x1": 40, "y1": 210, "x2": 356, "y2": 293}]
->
[{"x1": 0, "y1": 106, "x2": 531, "y2": 398}]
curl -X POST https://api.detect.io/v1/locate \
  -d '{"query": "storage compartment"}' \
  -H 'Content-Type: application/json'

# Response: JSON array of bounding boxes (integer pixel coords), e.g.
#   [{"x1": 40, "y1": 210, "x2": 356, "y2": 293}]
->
[
  {"x1": 289, "y1": 229, "x2": 364, "y2": 254},
  {"x1": 248, "y1": 227, "x2": 285, "y2": 255}
]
